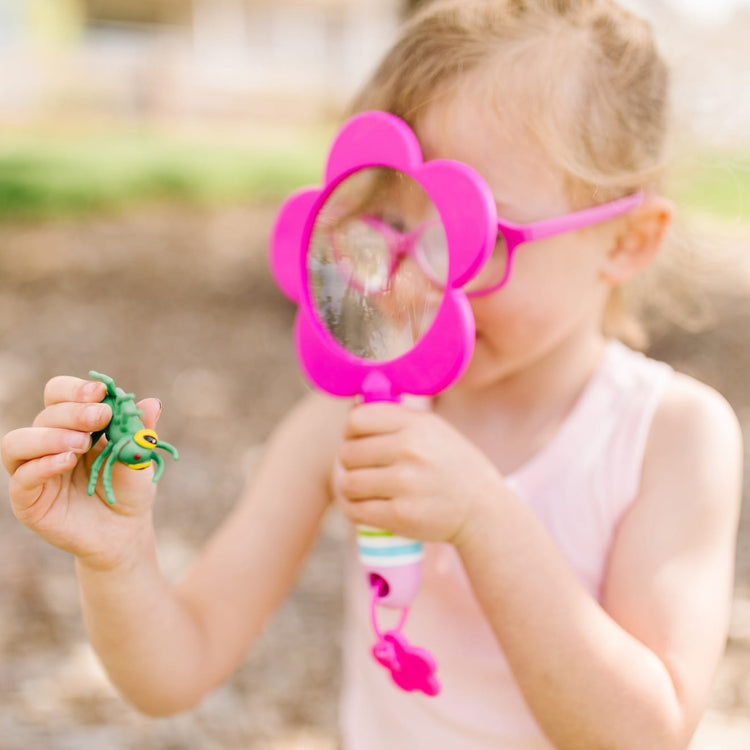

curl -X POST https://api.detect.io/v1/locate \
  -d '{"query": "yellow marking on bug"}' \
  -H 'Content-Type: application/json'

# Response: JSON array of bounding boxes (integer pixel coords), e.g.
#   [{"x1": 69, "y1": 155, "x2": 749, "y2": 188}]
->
[
  {"x1": 126, "y1": 460, "x2": 153, "y2": 470},
  {"x1": 134, "y1": 429, "x2": 159, "y2": 450}
]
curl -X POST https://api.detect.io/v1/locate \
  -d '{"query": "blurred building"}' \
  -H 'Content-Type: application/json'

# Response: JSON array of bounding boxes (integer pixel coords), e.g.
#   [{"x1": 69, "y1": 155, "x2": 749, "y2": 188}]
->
[
  {"x1": 624, "y1": 0, "x2": 750, "y2": 148},
  {"x1": 0, "y1": 0, "x2": 401, "y2": 124},
  {"x1": 0, "y1": 0, "x2": 747, "y2": 142}
]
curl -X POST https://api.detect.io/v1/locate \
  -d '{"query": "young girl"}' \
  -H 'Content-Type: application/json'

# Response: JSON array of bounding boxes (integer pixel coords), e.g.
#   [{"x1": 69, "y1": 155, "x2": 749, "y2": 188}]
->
[{"x1": 2, "y1": 1, "x2": 743, "y2": 748}]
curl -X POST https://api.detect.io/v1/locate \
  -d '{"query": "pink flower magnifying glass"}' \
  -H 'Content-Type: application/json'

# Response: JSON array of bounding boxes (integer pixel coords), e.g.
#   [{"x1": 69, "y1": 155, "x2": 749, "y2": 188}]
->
[{"x1": 270, "y1": 110, "x2": 644, "y2": 696}]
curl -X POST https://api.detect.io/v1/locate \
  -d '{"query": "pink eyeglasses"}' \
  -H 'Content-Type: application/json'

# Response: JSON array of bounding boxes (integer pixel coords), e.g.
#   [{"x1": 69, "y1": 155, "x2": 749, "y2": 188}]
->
[
  {"x1": 327, "y1": 192, "x2": 644, "y2": 297},
  {"x1": 328, "y1": 214, "x2": 448, "y2": 295}
]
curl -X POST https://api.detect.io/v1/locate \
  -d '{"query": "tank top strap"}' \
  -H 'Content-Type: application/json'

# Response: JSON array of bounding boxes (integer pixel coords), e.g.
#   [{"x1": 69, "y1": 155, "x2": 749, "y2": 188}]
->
[
  {"x1": 507, "y1": 340, "x2": 673, "y2": 511},
  {"x1": 598, "y1": 340, "x2": 674, "y2": 523}
]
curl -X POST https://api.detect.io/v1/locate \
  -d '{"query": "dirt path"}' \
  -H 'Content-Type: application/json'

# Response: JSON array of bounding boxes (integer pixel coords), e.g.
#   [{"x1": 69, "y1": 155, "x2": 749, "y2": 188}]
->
[{"x1": 0, "y1": 205, "x2": 747, "y2": 748}]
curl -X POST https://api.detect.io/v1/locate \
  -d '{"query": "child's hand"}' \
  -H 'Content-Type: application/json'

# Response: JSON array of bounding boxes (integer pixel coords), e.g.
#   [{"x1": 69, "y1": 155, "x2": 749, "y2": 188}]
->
[
  {"x1": 335, "y1": 402, "x2": 505, "y2": 546},
  {"x1": 2, "y1": 376, "x2": 160, "y2": 570}
]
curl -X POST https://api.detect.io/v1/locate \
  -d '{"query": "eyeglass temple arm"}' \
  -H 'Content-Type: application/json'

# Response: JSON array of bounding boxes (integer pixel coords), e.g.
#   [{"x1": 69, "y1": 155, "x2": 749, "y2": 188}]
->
[{"x1": 501, "y1": 192, "x2": 646, "y2": 245}]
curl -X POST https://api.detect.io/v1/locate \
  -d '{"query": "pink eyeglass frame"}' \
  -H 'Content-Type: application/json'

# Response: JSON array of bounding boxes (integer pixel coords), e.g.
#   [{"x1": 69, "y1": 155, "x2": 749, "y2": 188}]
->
[
  {"x1": 329, "y1": 214, "x2": 446, "y2": 294},
  {"x1": 331, "y1": 190, "x2": 646, "y2": 297},
  {"x1": 475, "y1": 191, "x2": 645, "y2": 296}
]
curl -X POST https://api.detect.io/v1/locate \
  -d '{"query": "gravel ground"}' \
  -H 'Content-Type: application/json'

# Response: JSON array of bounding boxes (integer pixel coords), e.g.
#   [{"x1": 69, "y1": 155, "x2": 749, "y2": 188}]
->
[{"x1": 0, "y1": 204, "x2": 748, "y2": 749}]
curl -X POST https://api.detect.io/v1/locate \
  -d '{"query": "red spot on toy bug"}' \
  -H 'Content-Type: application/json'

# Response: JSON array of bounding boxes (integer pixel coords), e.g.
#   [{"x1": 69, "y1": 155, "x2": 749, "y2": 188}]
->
[{"x1": 134, "y1": 453, "x2": 142, "y2": 461}]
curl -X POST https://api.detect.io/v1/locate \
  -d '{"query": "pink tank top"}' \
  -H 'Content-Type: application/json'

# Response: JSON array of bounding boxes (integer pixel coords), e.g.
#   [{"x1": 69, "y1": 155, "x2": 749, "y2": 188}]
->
[{"x1": 339, "y1": 340, "x2": 673, "y2": 749}]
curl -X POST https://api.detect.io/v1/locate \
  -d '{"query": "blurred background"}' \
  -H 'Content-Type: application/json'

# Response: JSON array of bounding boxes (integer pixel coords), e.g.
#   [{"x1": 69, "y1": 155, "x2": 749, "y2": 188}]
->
[{"x1": 0, "y1": 0, "x2": 749, "y2": 748}]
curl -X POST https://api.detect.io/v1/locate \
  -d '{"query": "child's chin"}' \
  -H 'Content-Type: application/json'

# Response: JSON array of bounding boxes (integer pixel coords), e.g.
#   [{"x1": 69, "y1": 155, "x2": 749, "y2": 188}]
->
[{"x1": 456, "y1": 358, "x2": 495, "y2": 390}]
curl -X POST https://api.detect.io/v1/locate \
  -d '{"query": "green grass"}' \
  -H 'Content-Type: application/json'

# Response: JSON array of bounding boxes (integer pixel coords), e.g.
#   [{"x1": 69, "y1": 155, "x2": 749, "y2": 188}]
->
[
  {"x1": 0, "y1": 128, "x2": 330, "y2": 221},
  {"x1": 0, "y1": 129, "x2": 748, "y2": 223}
]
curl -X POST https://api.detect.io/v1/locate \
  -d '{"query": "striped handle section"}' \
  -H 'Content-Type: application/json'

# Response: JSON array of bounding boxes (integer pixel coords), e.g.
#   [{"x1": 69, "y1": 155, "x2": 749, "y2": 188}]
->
[{"x1": 356, "y1": 525, "x2": 424, "y2": 567}]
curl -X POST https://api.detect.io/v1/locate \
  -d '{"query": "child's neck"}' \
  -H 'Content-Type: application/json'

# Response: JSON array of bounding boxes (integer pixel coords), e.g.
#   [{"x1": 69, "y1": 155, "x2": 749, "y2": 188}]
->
[{"x1": 435, "y1": 332, "x2": 607, "y2": 476}]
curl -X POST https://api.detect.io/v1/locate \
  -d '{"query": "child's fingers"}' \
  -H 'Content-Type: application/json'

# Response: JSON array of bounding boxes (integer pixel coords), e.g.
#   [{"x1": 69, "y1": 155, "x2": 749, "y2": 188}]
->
[
  {"x1": 337, "y1": 496, "x2": 394, "y2": 530},
  {"x1": 44, "y1": 376, "x2": 106, "y2": 407},
  {"x1": 336, "y1": 463, "x2": 399, "y2": 501},
  {"x1": 136, "y1": 398, "x2": 162, "y2": 430},
  {"x1": 344, "y1": 402, "x2": 408, "y2": 439},
  {"x1": 338, "y1": 434, "x2": 398, "y2": 470},
  {"x1": 2, "y1": 427, "x2": 91, "y2": 475},
  {"x1": 9, "y1": 452, "x2": 76, "y2": 514},
  {"x1": 32, "y1": 402, "x2": 111, "y2": 433}
]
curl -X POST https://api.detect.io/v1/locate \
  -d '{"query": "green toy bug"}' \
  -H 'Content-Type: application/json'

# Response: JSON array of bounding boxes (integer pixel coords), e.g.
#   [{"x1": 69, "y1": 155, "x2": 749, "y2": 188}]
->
[{"x1": 86, "y1": 371, "x2": 179, "y2": 506}]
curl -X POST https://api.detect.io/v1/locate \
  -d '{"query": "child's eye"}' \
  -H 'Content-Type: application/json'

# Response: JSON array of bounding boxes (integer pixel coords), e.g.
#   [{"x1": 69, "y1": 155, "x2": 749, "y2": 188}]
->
[{"x1": 382, "y1": 214, "x2": 406, "y2": 233}]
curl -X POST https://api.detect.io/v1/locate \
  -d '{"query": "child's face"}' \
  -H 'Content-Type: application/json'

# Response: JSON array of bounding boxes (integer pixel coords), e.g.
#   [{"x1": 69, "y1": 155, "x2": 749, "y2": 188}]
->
[{"x1": 416, "y1": 95, "x2": 616, "y2": 388}]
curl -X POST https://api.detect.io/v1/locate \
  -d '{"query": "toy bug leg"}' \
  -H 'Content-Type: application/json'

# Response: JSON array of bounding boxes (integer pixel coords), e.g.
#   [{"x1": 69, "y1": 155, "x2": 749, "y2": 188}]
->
[
  {"x1": 100, "y1": 437, "x2": 129, "y2": 506},
  {"x1": 151, "y1": 442, "x2": 179, "y2": 483},
  {"x1": 88, "y1": 371, "x2": 117, "y2": 399},
  {"x1": 157, "y1": 441, "x2": 179, "y2": 461},
  {"x1": 87, "y1": 441, "x2": 114, "y2": 496},
  {"x1": 101, "y1": 453, "x2": 120, "y2": 506},
  {"x1": 150, "y1": 452, "x2": 164, "y2": 482}
]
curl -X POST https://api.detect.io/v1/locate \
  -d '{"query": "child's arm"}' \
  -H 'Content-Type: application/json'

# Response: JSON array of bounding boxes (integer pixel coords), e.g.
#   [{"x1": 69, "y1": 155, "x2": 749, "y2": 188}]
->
[
  {"x1": 454, "y1": 376, "x2": 741, "y2": 749},
  {"x1": 4, "y1": 377, "x2": 345, "y2": 716},
  {"x1": 336, "y1": 376, "x2": 742, "y2": 749}
]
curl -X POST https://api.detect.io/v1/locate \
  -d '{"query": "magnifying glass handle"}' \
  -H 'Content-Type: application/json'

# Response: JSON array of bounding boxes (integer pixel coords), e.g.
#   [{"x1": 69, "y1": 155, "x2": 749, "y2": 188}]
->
[{"x1": 356, "y1": 525, "x2": 423, "y2": 608}]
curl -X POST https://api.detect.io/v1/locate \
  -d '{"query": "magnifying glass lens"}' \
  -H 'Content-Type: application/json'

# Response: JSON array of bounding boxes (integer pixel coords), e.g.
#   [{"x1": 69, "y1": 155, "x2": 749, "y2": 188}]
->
[
  {"x1": 332, "y1": 218, "x2": 392, "y2": 294},
  {"x1": 415, "y1": 222, "x2": 449, "y2": 287},
  {"x1": 308, "y1": 167, "x2": 447, "y2": 363}
]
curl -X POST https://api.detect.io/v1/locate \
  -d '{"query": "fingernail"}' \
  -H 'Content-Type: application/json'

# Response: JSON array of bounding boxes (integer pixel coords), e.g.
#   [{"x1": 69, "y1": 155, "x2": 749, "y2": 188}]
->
[
  {"x1": 83, "y1": 381, "x2": 103, "y2": 399},
  {"x1": 85, "y1": 403, "x2": 109, "y2": 424},
  {"x1": 67, "y1": 432, "x2": 90, "y2": 451}
]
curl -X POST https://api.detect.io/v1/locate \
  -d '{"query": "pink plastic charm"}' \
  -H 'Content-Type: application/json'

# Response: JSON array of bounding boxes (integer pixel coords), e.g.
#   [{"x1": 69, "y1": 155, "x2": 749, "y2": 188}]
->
[
  {"x1": 369, "y1": 578, "x2": 440, "y2": 696},
  {"x1": 372, "y1": 631, "x2": 440, "y2": 697}
]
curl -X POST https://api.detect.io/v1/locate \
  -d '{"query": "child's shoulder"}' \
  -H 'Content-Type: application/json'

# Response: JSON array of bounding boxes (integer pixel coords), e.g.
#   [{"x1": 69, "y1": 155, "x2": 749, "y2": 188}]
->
[
  {"x1": 612, "y1": 342, "x2": 739, "y2": 444},
  {"x1": 605, "y1": 366, "x2": 742, "y2": 611},
  {"x1": 643, "y1": 368, "x2": 742, "y2": 510},
  {"x1": 652, "y1": 369, "x2": 740, "y2": 450}
]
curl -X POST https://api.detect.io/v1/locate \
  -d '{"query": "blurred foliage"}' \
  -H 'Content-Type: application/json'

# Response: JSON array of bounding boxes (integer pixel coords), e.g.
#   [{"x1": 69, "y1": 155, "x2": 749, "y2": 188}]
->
[
  {"x1": 0, "y1": 128, "x2": 747, "y2": 223},
  {"x1": 672, "y1": 149, "x2": 750, "y2": 224},
  {"x1": 0, "y1": 127, "x2": 330, "y2": 221}
]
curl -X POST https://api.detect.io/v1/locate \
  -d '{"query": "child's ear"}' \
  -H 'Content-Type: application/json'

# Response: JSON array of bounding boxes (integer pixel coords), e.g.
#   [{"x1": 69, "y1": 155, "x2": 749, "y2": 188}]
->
[{"x1": 600, "y1": 196, "x2": 674, "y2": 283}]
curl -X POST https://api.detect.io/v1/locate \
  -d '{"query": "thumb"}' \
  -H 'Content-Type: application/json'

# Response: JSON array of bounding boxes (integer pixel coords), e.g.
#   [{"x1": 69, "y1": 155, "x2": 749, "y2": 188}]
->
[{"x1": 136, "y1": 398, "x2": 162, "y2": 430}]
